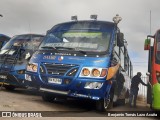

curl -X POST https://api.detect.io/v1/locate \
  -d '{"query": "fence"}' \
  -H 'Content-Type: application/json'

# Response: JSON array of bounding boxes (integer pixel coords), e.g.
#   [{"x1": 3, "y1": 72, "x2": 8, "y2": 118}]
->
[{"x1": 138, "y1": 76, "x2": 148, "y2": 100}]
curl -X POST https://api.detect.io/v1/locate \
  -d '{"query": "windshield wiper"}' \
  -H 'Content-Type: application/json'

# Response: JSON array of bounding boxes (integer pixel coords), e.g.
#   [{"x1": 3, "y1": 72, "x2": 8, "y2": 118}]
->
[
  {"x1": 75, "y1": 49, "x2": 87, "y2": 55},
  {"x1": 41, "y1": 46, "x2": 58, "y2": 51},
  {"x1": 54, "y1": 47, "x2": 75, "y2": 50},
  {"x1": 55, "y1": 47, "x2": 87, "y2": 55}
]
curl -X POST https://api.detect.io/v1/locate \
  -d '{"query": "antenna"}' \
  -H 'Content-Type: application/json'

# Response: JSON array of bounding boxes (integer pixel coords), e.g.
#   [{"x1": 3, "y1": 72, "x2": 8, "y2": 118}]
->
[
  {"x1": 28, "y1": 18, "x2": 31, "y2": 34},
  {"x1": 150, "y1": 10, "x2": 152, "y2": 34}
]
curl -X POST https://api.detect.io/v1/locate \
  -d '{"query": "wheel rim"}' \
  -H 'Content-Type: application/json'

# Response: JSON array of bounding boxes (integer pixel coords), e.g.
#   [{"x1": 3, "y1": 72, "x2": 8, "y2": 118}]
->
[{"x1": 104, "y1": 96, "x2": 110, "y2": 109}]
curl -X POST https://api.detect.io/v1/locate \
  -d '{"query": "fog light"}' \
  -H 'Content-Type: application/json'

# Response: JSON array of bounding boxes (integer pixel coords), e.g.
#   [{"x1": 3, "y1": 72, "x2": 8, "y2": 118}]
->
[
  {"x1": 25, "y1": 74, "x2": 32, "y2": 81},
  {"x1": 64, "y1": 79, "x2": 71, "y2": 84},
  {"x1": 84, "y1": 82, "x2": 103, "y2": 89}
]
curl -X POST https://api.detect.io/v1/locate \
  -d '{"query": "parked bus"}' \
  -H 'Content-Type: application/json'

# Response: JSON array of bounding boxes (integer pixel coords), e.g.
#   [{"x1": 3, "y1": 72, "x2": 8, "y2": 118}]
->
[
  {"x1": 0, "y1": 34, "x2": 10, "y2": 49},
  {"x1": 0, "y1": 34, "x2": 44, "y2": 90},
  {"x1": 144, "y1": 30, "x2": 160, "y2": 110},
  {"x1": 25, "y1": 15, "x2": 133, "y2": 111}
]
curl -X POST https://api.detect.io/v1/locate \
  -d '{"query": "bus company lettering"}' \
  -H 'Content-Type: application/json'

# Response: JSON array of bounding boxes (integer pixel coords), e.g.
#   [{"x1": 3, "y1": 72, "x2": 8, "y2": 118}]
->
[{"x1": 43, "y1": 55, "x2": 56, "y2": 60}]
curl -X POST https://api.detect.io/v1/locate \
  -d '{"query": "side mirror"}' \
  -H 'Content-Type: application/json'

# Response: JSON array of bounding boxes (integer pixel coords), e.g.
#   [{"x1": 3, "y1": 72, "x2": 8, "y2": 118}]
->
[
  {"x1": 144, "y1": 39, "x2": 151, "y2": 50},
  {"x1": 117, "y1": 32, "x2": 124, "y2": 47},
  {"x1": 146, "y1": 72, "x2": 150, "y2": 76}
]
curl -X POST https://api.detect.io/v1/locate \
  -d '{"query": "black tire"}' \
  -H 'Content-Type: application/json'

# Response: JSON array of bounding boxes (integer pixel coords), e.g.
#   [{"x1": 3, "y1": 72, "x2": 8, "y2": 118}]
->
[
  {"x1": 42, "y1": 93, "x2": 55, "y2": 102},
  {"x1": 4, "y1": 85, "x2": 15, "y2": 91},
  {"x1": 96, "y1": 96, "x2": 111, "y2": 112}
]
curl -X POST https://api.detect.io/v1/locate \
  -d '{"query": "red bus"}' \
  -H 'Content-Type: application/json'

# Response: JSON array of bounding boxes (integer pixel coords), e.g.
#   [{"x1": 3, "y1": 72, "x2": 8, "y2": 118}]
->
[{"x1": 144, "y1": 29, "x2": 160, "y2": 110}]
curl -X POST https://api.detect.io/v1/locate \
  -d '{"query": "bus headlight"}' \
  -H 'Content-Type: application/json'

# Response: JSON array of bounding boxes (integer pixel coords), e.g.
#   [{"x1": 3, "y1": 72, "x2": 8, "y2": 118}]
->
[
  {"x1": 92, "y1": 69, "x2": 100, "y2": 77},
  {"x1": 84, "y1": 82, "x2": 103, "y2": 89},
  {"x1": 80, "y1": 67, "x2": 107, "y2": 78},
  {"x1": 82, "y1": 68, "x2": 90, "y2": 76},
  {"x1": 27, "y1": 63, "x2": 38, "y2": 72}
]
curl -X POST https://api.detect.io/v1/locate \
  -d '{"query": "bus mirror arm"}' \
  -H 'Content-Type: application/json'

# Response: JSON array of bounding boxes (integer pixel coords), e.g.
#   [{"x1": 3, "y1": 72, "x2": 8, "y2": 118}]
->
[
  {"x1": 121, "y1": 68, "x2": 126, "y2": 72},
  {"x1": 147, "y1": 81, "x2": 152, "y2": 88}
]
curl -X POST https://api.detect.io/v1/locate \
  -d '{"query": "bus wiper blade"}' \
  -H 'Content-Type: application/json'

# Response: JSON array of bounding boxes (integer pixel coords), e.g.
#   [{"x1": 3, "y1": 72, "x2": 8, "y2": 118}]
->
[
  {"x1": 55, "y1": 47, "x2": 75, "y2": 50},
  {"x1": 76, "y1": 49, "x2": 87, "y2": 55},
  {"x1": 41, "y1": 46, "x2": 58, "y2": 51}
]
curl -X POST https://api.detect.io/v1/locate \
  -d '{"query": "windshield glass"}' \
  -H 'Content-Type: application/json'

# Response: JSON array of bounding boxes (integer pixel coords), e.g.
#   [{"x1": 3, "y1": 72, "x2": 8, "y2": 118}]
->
[
  {"x1": 39, "y1": 21, "x2": 114, "y2": 53},
  {"x1": 2, "y1": 34, "x2": 44, "y2": 50},
  {"x1": 156, "y1": 32, "x2": 160, "y2": 61},
  {"x1": 0, "y1": 35, "x2": 10, "y2": 49}
]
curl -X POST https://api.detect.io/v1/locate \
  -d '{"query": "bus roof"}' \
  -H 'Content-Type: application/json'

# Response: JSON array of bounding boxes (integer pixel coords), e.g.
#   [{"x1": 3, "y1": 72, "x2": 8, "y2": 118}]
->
[
  {"x1": 48, "y1": 20, "x2": 116, "y2": 33},
  {"x1": 13, "y1": 34, "x2": 44, "y2": 37},
  {"x1": 0, "y1": 34, "x2": 10, "y2": 39}
]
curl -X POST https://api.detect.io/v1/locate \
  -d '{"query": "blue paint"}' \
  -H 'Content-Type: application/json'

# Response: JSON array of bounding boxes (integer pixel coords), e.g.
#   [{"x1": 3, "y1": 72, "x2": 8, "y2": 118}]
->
[{"x1": 26, "y1": 21, "x2": 117, "y2": 101}]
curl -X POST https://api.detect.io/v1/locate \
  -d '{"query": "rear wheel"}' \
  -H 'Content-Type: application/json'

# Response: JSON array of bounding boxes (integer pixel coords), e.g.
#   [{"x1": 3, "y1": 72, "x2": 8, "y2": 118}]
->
[
  {"x1": 4, "y1": 85, "x2": 15, "y2": 91},
  {"x1": 42, "y1": 93, "x2": 55, "y2": 102}
]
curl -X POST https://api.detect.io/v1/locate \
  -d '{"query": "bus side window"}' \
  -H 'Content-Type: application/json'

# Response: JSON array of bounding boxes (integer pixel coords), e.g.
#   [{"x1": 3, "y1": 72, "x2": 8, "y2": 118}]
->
[
  {"x1": 120, "y1": 47, "x2": 125, "y2": 69},
  {"x1": 113, "y1": 35, "x2": 120, "y2": 65}
]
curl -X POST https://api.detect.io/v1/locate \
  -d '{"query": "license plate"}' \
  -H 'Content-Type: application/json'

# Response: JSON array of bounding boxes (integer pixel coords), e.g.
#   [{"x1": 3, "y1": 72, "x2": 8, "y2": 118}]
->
[{"x1": 48, "y1": 78, "x2": 62, "y2": 84}]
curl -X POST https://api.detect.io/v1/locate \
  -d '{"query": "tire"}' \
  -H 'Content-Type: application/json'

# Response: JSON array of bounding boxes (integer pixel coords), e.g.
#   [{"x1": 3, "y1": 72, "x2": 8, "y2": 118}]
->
[
  {"x1": 42, "y1": 93, "x2": 55, "y2": 102},
  {"x1": 4, "y1": 85, "x2": 15, "y2": 91},
  {"x1": 96, "y1": 96, "x2": 111, "y2": 112}
]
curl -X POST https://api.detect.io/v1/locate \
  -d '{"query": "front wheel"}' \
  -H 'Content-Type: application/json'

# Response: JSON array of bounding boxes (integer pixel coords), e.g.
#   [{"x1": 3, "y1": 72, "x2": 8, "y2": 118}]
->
[
  {"x1": 42, "y1": 93, "x2": 55, "y2": 102},
  {"x1": 4, "y1": 85, "x2": 15, "y2": 91},
  {"x1": 96, "y1": 97, "x2": 111, "y2": 112}
]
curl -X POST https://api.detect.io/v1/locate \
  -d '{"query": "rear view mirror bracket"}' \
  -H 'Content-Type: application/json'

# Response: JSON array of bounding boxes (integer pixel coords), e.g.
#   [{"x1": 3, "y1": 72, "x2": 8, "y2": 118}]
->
[{"x1": 117, "y1": 32, "x2": 124, "y2": 47}]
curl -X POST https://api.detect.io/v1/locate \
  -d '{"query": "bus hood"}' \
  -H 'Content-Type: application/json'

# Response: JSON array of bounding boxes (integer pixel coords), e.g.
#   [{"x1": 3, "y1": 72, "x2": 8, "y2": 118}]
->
[{"x1": 30, "y1": 53, "x2": 111, "y2": 68}]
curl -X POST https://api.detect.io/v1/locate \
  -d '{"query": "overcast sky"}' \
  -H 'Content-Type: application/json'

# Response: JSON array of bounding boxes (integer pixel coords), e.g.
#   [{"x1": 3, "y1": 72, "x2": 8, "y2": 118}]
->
[{"x1": 0, "y1": 0, "x2": 160, "y2": 76}]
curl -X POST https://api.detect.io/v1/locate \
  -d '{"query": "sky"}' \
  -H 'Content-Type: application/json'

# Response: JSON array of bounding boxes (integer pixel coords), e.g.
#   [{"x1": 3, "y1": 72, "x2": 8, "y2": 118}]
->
[{"x1": 0, "y1": 0, "x2": 160, "y2": 76}]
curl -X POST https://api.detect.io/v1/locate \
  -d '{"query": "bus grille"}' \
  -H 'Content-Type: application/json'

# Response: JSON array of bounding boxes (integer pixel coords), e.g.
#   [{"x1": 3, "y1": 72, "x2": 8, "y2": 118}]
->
[
  {"x1": 43, "y1": 63, "x2": 79, "y2": 76},
  {"x1": 0, "y1": 55, "x2": 16, "y2": 71}
]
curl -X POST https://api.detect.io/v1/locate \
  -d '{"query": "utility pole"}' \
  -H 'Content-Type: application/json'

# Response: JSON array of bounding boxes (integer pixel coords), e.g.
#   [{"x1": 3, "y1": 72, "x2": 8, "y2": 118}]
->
[{"x1": 150, "y1": 10, "x2": 151, "y2": 34}]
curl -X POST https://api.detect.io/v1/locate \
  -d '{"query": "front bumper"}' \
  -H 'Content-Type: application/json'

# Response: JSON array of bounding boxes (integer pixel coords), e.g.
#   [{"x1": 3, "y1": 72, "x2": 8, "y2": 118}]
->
[
  {"x1": 25, "y1": 72, "x2": 112, "y2": 100},
  {"x1": 0, "y1": 72, "x2": 25, "y2": 87}
]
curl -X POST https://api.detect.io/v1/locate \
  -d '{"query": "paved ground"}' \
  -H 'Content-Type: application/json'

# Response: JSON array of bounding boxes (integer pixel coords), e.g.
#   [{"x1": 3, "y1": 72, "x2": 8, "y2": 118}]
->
[{"x1": 0, "y1": 88, "x2": 158, "y2": 120}]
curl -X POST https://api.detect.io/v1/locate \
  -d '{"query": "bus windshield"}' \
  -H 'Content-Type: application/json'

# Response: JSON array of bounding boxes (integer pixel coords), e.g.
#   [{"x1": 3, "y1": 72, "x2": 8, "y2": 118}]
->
[
  {"x1": 2, "y1": 34, "x2": 43, "y2": 50},
  {"x1": 39, "y1": 21, "x2": 114, "y2": 54},
  {"x1": 156, "y1": 31, "x2": 160, "y2": 62}
]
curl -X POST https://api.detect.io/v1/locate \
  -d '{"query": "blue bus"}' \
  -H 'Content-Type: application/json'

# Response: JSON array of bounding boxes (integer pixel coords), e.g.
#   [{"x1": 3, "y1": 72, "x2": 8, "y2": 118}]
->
[
  {"x1": 0, "y1": 34, "x2": 44, "y2": 90},
  {"x1": 26, "y1": 15, "x2": 133, "y2": 111},
  {"x1": 0, "y1": 34, "x2": 10, "y2": 49}
]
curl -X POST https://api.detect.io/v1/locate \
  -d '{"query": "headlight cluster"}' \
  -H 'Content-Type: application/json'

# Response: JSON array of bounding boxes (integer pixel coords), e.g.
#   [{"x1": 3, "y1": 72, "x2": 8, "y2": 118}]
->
[
  {"x1": 27, "y1": 63, "x2": 38, "y2": 72},
  {"x1": 80, "y1": 67, "x2": 107, "y2": 78}
]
